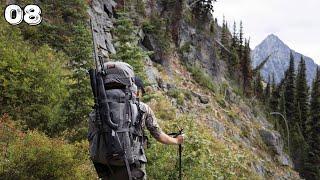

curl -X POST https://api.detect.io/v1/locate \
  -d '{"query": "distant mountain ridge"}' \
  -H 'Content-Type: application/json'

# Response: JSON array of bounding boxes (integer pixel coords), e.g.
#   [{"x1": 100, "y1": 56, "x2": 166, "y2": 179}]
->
[{"x1": 252, "y1": 34, "x2": 318, "y2": 85}]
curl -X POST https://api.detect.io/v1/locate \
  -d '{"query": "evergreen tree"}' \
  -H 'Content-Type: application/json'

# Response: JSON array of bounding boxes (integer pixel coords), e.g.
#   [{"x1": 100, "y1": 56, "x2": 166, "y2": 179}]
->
[
  {"x1": 61, "y1": 23, "x2": 93, "y2": 140},
  {"x1": 192, "y1": 0, "x2": 216, "y2": 19},
  {"x1": 270, "y1": 74, "x2": 279, "y2": 109},
  {"x1": 240, "y1": 39, "x2": 253, "y2": 96},
  {"x1": 284, "y1": 52, "x2": 296, "y2": 124},
  {"x1": 284, "y1": 53, "x2": 306, "y2": 173},
  {"x1": 254, "y1": 73, "x2": 264, "y2": 99},
  {"x1": 220, "y1": 17, "x2": 229, "y2": 62},
  {"x1": 238, "y1": 21, "x2": 244, "y2": 60},
  {"x1": 231, "y1": 21, "x2": 238, "y2": 48},
  {"x1": 264, "y1": 75, "x2": 271, "y2": 103},
  {"x1": 112, "y1": 12, "x2": 149, "y2": 81},
  {"x1": 304, "y1": 67, "x2": 320, "y2": 179},
  {"x1": 228, "y1": 48, "x2": 239, "y2": 79},
  {"x1": 295, "y1": 56, "x2": 309, "y2": 137}
]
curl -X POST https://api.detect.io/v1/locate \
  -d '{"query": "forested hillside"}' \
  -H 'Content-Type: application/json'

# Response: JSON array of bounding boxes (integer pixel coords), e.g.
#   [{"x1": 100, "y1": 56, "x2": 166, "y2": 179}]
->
[{"x1": 1, "y1": 0, "x2": 315, "y2": 179}]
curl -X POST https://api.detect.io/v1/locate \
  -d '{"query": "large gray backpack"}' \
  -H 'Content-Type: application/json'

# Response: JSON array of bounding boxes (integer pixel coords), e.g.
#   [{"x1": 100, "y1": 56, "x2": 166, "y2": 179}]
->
[{"x1": 88, "y1": 62, "x2": 144, "y2": 167}]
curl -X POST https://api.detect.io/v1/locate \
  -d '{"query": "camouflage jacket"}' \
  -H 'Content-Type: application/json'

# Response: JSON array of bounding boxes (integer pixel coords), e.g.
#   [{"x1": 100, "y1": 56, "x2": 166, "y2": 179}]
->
[{"x1": 135, "y1": 102, "x2": 163, "y2": 163}]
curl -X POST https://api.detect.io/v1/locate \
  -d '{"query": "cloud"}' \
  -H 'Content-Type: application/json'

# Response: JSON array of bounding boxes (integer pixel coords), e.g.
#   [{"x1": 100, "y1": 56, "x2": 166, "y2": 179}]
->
[{"x1": 213, "y1": 0, "x2": 320, "y2": 64}]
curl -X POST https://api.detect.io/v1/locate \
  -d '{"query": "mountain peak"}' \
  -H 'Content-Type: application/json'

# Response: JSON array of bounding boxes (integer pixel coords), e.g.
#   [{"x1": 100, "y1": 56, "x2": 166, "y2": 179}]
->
[
  {"x1": 260, "y1": 34, "x2": 287, "y2": 48},
  {"x1": 266, "y1": 33, "x2": 280, "y2": 40},
  {"x1": 252, "y1": 34, "x2": 318, "y2": 85}
]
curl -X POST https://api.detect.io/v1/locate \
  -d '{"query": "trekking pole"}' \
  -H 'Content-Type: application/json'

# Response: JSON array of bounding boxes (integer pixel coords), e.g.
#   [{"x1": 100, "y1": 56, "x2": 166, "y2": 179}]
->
[{"x1": 168, "y1": 128, "x2": 184, "y2": 180}]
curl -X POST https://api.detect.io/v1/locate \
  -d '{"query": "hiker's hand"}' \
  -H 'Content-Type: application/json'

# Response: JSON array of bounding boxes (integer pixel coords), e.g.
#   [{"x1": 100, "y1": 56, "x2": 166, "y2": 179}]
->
[{"x1": 176, "y1": 134, "x2": 185, "y2": 145}]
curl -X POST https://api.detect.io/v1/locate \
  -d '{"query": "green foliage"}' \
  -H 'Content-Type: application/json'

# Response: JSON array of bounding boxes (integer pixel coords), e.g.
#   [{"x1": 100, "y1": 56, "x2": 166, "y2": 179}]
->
[
  {"x1": 186, "y1": 63, "x2": 217, "y2": 93},
  {"x1": 142, "y1": 16, "x2": 171, "y2": 52},
  {"x1": 284, "y1": 52, "x2": 296, "y2": 124},
  {"x1": 60, "y1": 22, "x2": 93, "y2": 141},
  {"x1": 167, "y1": 88, "x2": 185, "y2": 105},
  {"x1": 16, "y1": 0, "x2": 89, "y2": 51},
  {"x1": 240, "y1": 40, "x2": 253, "y2": 96},
  {"x1": 167, "y1": 88, "x2": 194, "y2": 106},
  {"x1": 112, "y1": 12, "x2": 149, "y2": 82},
  {"x1": 150, "y1": 94, "x2": 177, "y2": 121},
  {"x1": 13, "y1": 1, "x2": 93, "y2": 138},
  {"x1": 146, "y1": 114, "x2": 257, "y2": 179},
  {"x1": 220, "y1": 19, "x2": 230, "y2": 61},
  {"x1": 269, "y1": 74, "x2": 280, "y2": 110},
  {"x1": 0, "y1": 18, "x2": 68, "y2": 135},
  {"x1": 136, "y1": 0, "x2": 146, "y2": 15},
  {"x1": 264, "y1": 76, "x2": 271, "y2": 103},
  {"x1": 254, "y1": 73, "x2": 264, "y2": 99},
  {"x1": 179, "y1": 41, "x2": 192, "y2": 54},
  {"x1": 295, "y1": 57, "x2": 309, "y2": 136},
  {"x1": 228, "y1": 48, "x2": 240, "y2": 79},
  {"x1": 0, "y1": 118, "x2": 95, "y2": 179},
  {"x1": 303, "y1": 67, "x2": 320, "y2": 179},
  {"x1": 191, "y1": 0, "x2": 216, "y2": 19}
]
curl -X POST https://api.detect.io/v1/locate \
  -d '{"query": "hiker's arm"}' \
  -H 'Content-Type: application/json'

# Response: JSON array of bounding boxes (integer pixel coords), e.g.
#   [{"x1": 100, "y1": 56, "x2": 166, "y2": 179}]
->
[
  {"x1": 157, "y1": 132, "x2": 184, "y2": 145},
  {"x1": 144, "y1": 104, "x2": 184, "y2": 145}
]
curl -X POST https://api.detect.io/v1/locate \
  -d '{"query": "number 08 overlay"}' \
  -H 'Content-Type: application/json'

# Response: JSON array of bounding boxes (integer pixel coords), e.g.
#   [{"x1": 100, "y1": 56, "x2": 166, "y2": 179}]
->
[{"x1": 4, "y1": 5, "x2": 42, "y2": 25}]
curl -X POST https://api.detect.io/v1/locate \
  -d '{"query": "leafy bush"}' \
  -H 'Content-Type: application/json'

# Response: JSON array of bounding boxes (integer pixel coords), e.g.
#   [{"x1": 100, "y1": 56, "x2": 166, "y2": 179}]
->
[
  {"x1": 149, "y1": 93, "x2": 177, "y2": 121},
  {"x1": 0, "y1": 17, "x2": 68, "y2": 135},
  {"x1": 142, "y1": 16, "x2": 171, "y2": 52},
  {"x1": 0, "y1": 117, "x2": 96, "y2": 179},
  {"x1": 167, "y1": 88, "x2": 185, "y2": 105},
  {"x1": 146, "y1": 95, "x2": 258, "y2": 179},
  {"x1": 6, "y1": 1, "x2": 94, "y2": 138},
  {"x1": 146, "y1": 114, "x2": 258, "y2": 179},
  {"x1": 186, "y1": 63, "x2": 217, "y2": 93}
]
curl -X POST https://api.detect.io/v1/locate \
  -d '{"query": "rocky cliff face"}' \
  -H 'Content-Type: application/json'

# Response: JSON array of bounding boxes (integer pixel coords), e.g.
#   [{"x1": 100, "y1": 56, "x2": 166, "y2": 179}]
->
[
  {"x1": 252, "y1": 34, "x2": 318, "y2": 85},
  {"x1": 89, "y1": 1, "x2": 300, "y2": 179}
]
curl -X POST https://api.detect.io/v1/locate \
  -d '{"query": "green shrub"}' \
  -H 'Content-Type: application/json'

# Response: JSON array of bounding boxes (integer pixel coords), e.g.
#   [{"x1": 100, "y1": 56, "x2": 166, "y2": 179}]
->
[
  {"x1": 142, "y1": 16, "x2": 171, "y2": 52},
  {"x1": 179, "y1": 41, "x2": 192, "y2": 54},
  {"x1": 148, "y1": 94, "x2": 177, "y2": 121},
  {"x1": 186, "y1": 63, "x2": 217, "y2": 93},
  {"x1": 167, "y1": 88, "x2": 185, "y2": 105},
  {"x1": 0, "y1": 130, "x2": 95, "y2": 179},
  {"x1": 0, "y1": 17, "x2": 68, "y2": 136},
  {"x1": 145, "y1": 115, "x2": 258, "y2": 179}
]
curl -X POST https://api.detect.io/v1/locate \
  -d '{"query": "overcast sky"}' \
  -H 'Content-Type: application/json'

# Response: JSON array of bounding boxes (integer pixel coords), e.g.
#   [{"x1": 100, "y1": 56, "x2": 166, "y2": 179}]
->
[{"x1": 213, "y1": 0, "x2": 320, "y2": 64}]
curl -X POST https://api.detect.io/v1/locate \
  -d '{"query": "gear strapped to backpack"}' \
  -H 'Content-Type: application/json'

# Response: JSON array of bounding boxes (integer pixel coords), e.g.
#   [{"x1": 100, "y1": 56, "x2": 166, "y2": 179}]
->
[{"x1": 88, "y1": 62, "x2": 145, "y2": 179}]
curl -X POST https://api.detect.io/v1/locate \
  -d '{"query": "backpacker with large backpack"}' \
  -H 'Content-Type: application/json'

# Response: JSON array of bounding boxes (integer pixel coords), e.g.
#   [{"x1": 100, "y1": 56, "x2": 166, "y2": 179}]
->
[{"x1": 88, "y1": 61, "x2": 146, "y2": 179}]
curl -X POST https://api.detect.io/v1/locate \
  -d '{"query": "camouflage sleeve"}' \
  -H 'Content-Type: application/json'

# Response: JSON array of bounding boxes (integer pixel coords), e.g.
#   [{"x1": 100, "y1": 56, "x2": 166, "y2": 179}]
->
[{"x1": 141, "y1": 103, "x2": 163, "y2": 140}]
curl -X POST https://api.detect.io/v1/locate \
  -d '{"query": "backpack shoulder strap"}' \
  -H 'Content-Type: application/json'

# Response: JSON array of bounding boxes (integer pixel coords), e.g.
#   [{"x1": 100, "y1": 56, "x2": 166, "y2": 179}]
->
[{"x1": 135, "y1": 99, "x2": 146, "y2": 128}]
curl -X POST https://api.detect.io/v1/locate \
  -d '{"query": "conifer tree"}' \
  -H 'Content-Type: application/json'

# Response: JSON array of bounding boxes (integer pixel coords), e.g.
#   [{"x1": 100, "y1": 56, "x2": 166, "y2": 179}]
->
[
  {"x1": 254, "y1": 73, "x2": 264, "y2": 99},
  {"x1": 295, "y1": 56, "x2": 309, "y2": 137},
  {"x1": 192, "y1": 0, "x2": 216, "y2": 18},
  {"x1": 264, "y1": 75, "x2": 271, "y2": 102},
  {"x1": 270, "y1": 74, "x2": 279, "y2": 109},
  {"x1": 220, "y1": 18, "x2": 229, "y2": 61},
  {"x1": 241, "y1": 39, "x2": 253, "y2": 96},
  {"x1": 284, "y1": 52, "x2": 296, "y2": 124},
  {"x1": 231, "y1": 21, "x2": 238, "y2": 48},
  {"x1": 303, "y1": 68, "x2": 320, "y2": 179},
  {"x1": 284, "y1": 53, "x2": 306, "y2": 172},
  {"x1": 238, "y1": 21, "x2": 244, "y2": 60},
  {"x1": 228, "y1": 48, "x2": 239, "y2": 79}
]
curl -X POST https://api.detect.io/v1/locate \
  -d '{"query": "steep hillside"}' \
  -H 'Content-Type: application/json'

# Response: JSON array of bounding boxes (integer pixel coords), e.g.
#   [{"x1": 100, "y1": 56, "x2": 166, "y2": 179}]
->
[
  {"x1": 252, "y1": 34, "x2": 318, "y2": 85},
  {"x1": 0, "y1": 0, "x2": 302, "y2": 179},
  {"x1": 90, "y1": 0, "x2": 300, "y2": 179}
]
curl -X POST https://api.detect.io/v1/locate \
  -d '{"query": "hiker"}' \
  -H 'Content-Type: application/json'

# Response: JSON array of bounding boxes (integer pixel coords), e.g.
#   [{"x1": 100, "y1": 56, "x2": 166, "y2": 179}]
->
[{"x1": 88, "y1": 62, "x2": 184, "y2": 180}]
